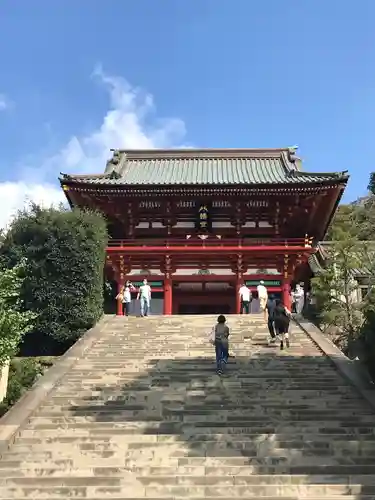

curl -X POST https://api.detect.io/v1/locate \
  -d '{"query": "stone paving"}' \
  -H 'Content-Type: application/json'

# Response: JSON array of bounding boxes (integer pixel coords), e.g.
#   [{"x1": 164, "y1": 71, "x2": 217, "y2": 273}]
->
[{"x1": 0, "y1": 314, "x2": 375, "y2": 498}]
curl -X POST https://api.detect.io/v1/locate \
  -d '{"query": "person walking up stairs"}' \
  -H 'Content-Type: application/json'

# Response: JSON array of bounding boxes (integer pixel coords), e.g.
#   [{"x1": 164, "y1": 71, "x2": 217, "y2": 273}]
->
[
  {"x1": 257, "y1": 280, "x2": 268, "y2": 321},
  {"x1": 274, "y1": 298, "x2": 292, "y2": 350}
]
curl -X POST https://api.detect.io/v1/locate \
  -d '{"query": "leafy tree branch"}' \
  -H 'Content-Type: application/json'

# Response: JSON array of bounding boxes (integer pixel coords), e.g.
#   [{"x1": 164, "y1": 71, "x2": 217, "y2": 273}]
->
[{"x1": 0, "y1": 261, "x2": 36, "y2": 367}]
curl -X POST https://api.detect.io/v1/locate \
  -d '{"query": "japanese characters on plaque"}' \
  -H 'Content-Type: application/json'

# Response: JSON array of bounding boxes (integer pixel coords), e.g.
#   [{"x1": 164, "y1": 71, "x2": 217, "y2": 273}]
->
[{"x1": 195, "y1": 202, "x2": 212, "y2": 232}]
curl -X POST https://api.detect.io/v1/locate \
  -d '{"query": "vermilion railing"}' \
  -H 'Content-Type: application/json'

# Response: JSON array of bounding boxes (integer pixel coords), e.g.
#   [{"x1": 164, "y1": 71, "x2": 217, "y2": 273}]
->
[{"x1": 107, "y1": 237, "x2": 311, "y2": 248}]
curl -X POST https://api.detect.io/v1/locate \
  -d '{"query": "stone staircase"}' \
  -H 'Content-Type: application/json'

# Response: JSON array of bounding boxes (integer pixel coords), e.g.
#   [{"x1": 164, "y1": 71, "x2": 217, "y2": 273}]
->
[{"x1": 1, "y1": 314, "x2": 375, "y2": 498}]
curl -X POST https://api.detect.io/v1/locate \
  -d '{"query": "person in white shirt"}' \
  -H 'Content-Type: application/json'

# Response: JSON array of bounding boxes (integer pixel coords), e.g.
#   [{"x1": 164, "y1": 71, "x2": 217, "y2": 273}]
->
[
  {"x1": 292, "y1": 283, "x2": 304, "y2": 315},
  {"x1": 257, "y1": 280, "x2": 268, "y2": 320},
  {"x1": 122, "y1": 280, "x2": 136, "y2": 316},
  {"x1": 238, "y1": 283, "x2": 252, "y2": 314},
  {"x1": 137, "y1": 278, "x2": 152, "y2": 317}
]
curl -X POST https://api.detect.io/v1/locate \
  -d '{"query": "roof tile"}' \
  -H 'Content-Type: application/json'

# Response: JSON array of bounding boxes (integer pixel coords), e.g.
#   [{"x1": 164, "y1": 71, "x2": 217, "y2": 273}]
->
[{"x1": 61, "y1": 148, "x2": 349, "y2": 186}]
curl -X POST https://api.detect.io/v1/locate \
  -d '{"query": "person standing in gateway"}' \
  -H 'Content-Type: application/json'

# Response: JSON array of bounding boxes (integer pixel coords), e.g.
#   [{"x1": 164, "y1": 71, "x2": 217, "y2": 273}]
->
[
  {"x1": 123, "y1": 280, "x2": 136, "y2": 316},
  {"x1": 238, "y1": 283, "x2": 252, "y2": 314},
  {"x1": 137, "y1": 278, "x2": 152, "y2": 317},
  {"x1": 257, "y1": 280, "x2": 268, "y2": 321}
]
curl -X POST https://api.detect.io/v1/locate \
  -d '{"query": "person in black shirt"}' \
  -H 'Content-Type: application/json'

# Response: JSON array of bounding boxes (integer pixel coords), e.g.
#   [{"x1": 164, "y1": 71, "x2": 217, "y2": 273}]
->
[
  {"x1": 266, "y1": 295, "x2": 277, "y2": 344},
  {"x1": 274, "y1": 299, "x2": 292, "y2": 350}
]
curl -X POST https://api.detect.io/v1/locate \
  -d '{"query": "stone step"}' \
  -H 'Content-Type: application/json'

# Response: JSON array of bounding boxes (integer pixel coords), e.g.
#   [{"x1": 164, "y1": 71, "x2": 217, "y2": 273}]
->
[
  {"x1": 60, "y1": 370, "x2": 347, "y2": 377},
  {"x1": 1, "y1": 464, "x2": 375, "y2": 480},
  {"x1": 52, "y1": 383, "x2": 360, "y2": 392},
  {"x1": 2, "y1": 460, "x2": 375, "y2": 476},
  {"x1": 8, "y1": 439, "x2": 375, "y2": 455},
  {"x1": 35, "y1": 407, "x2": 374, "y2": 418},
  {"x1": 20, "y1": 424, "x2": 375, "y2": 437},
  {"x1": 49, "y1": 391, "x2": 361, "y2": 400},
  {"x1": 4, "y1": 447, "x2": 375, "y2": 465},
  {"x1": 46, "y1": 389, "x2": 363, "y2": 398},
  {"x1": 25, "y1": 416, "x2": 375, "y2": 428},
  {"x1": 29, "y1": 401, "x2": 375, "y2": 414},
  {"x1": 55, "y1": 372, "x2": 352, "y2": 379},
  {"x1": 60, "y1": 372, "x2": 347, "y2": 378},
  {"x1": 13, "y1": 435, "x2": 375, "y2": 448},
  {"x1": 1, "y1": 497, "x2": 374, "y2": 500},
  {"x1": 2, "y1": 470, "x2": 375, "y2": 486},
  {"x1": 3, "y1": 472, "x2": 375, "y2": 485},
  {"x1": 18, "y1": 425, "x2": 375, "y2": 437},
  {"x1": 2, "y1": 450, "x2": 375, "y2": 468},
  {"x1": 0, "y1": 482, "x2": 374, "y2": 498},
  {"x1": 39, "y1": 400, "x2": 366, "y2": 410},
  {"x1": 66, "y1": 382, "x2": 361, "y2": 390}
]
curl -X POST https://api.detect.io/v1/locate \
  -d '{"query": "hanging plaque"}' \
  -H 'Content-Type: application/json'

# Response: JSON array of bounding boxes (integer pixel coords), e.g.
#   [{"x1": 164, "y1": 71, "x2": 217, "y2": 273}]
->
[{"x1": 195, "y1": 202, "x2": 212, "y2": 232}]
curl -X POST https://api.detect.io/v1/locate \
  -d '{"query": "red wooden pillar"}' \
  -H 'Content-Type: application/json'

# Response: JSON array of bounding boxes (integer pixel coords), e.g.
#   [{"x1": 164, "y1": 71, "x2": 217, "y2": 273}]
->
[
  {"x1": 162, "y1": 254, "x2": 173, "y2": 315},
  {"x1": 282, "y1": 279, "x2": 291, "y2": 311},
  {"x1": 116, "y1": 281, "x2": 123, "y2": 316},
  {"x1": 235, "y1": 253, "x2": 244, "y2": 314},
  {"x1": 282, "y1": 253, "x2": 292, "y2": 311},
  {"x1": 163, "y1": 277, "x2": 173, "y2": 315},
  {"x1": 235, "y1": 275, "x2": 242, "y2": 314}
]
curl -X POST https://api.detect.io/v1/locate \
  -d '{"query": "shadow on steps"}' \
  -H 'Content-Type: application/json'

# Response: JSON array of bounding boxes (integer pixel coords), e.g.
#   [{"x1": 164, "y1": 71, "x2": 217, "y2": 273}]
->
[{"x1": 68, "y1": 350, "x2": 375, "y2": 498}]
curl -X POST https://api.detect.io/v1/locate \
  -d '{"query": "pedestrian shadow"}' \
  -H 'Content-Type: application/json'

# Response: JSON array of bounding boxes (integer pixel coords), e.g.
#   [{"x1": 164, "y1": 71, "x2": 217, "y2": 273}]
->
[{"x1": 68, "y1": 348, "x2": 375, "y2": 497}]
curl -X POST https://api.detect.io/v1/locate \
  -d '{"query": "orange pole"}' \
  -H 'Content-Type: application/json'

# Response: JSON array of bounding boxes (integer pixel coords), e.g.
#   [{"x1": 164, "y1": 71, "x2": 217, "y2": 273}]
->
[
  {"x1": 163, "y1": 277, "x2": 173, "y2": 315},
  {"x1": 235, "y1": 277, "x2": 241, "y2": 314},
  {"x1": 116, "y1": 282, "x2": 123, "y2": 316},
  {"x1": 282, "y1": 279, "x2": 291, "y2": 310}
]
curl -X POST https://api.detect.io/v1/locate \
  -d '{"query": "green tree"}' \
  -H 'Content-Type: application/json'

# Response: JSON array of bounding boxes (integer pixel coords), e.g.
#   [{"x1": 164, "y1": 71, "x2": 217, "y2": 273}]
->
[
  {"x1": 326, "y1": 204, "x2": 361, "y2": 240},
  {"x1": 368, "y1": 172, "x2": 375, "y2": 196},
  {"x1": 359, "y1": 303, "x2": 375, "y2": 380},
  {"x1": 317, "y1": 172, "x2": 375, "y2": 377},
  {"x1": 311, "y1": 237, "x2": 370, "y2": 356},
  {"x1": 0, "y1": 204, "x2": 108, "y2": 354},
  {"x1": 356, "y1": 246, "x2": 375, "y2": 380},
  {"x1": 326, "y1": 196, "x2": 375, "y2": 241},
  {"x1": 0, "y1": 261, "x2": 35, "y2": 367},
  {"x1": 355, "y1": 196, "x2": 375, "y2": 240}
]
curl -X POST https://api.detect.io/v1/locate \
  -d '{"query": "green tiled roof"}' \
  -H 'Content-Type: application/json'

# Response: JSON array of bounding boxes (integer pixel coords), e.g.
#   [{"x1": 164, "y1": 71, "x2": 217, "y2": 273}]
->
[{"x1": 60, "y1": 148, "x2": 349, "y2": 186}]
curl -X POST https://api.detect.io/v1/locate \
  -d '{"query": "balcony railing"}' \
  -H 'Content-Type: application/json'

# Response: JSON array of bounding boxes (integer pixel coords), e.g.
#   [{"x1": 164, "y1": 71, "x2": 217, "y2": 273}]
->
[{"x1": 107, "y1": 237, "x2": 311, "y2": 248}]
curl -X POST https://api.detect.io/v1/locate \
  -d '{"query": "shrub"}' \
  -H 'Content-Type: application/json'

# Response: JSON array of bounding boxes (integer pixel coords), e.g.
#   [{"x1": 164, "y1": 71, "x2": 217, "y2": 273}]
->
[
  {"x1": 0, "y1": 261, "x2": 36, "y2": 366},
  {"x1": 0, "y1": 357, "x2": 54, "y2": 417},
  {"x1": 0, "y1": 204, "x2": 108, "y2": 354}
]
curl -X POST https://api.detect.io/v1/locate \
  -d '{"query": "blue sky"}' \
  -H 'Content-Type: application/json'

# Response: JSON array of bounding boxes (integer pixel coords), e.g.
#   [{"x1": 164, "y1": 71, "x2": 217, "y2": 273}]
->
[{"x1": 0, "y1": 0, "x2": 374, "y2": 227}]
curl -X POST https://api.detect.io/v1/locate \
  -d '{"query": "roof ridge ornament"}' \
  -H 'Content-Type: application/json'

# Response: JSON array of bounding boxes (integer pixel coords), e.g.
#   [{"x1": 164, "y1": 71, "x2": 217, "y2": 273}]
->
[
  {"x1": 287, "y1": 146, "x2": 301, "y2": 171},
  {"x1": 60, "y1": 172, "x2": 72, "y2": 180},
  {"x1": 111, "y1": 149, "x2": 121, "y2": 165},
  {"x1": 105, "y1": 149, "x2": 127, "y2": 176}
]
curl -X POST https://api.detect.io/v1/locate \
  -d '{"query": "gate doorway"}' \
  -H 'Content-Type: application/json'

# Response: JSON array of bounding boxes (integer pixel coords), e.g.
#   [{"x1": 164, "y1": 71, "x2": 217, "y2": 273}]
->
[
  {"x1": 178, "y1": 302, "x2": 232, "y2": 315},
  {"x1": 173, "y1": 281, "x2": 236, "y2": 315}
]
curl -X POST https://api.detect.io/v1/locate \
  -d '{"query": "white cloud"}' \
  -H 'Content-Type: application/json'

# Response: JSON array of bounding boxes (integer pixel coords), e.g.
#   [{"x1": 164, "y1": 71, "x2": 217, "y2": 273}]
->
[
  {"x1": 0, "y1": 94, "x2": 9, "y2": 111},
  {"x1": 41, "y1": 65, "x2": 187, "y2": 178},
  {"x1": 0, "y1": 67, "x2": 188, "y2": 230},
  {"x1": 0, "y1": 182, "x2": 64, "y2": 232}
]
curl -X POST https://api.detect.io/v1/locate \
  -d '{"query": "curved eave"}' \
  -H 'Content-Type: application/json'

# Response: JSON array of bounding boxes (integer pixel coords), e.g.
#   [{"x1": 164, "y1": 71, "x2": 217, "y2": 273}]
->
[
  {"x1": 294, "y1": 171, "x2": 349, "y2": 182},
  {"x1": 319, "y1": 182, "x2": 347, "y2": 240},
  {"x1": 59, "y1": 178, "x2": 349, "y2": 192}
]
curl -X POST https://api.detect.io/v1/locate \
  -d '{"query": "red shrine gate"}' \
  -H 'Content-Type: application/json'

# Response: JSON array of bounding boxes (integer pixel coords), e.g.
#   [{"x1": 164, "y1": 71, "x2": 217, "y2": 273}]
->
[
  {"x1": 60, "y1": 147, "x2": 348, "y2": 315},
  {"x1": 106, "y1": 236, "x2": 315, "y2": 315}
]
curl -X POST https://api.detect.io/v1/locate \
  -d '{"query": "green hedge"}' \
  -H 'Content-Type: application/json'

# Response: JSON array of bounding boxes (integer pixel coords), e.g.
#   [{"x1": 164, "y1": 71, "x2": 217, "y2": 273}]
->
[
  {"x1": 0, "y1": 357, "x2": 54, "y2": 417},
  {"x1": 0, "y1": 204, "x2": 108, "y2": 355}
]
